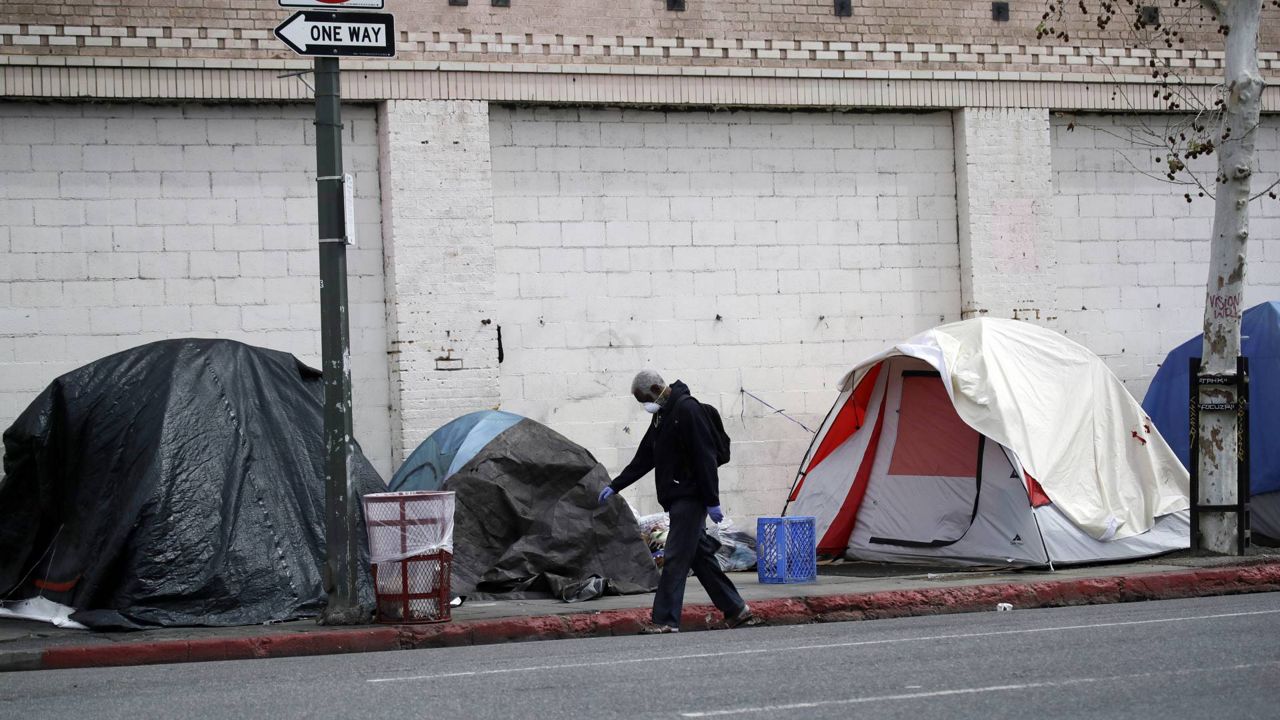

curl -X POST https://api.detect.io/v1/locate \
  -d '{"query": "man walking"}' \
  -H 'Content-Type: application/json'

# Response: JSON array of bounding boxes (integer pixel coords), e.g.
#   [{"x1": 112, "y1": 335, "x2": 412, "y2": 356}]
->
[{"x1": 598, "y1": 370, "x2": 759, "y2": 633}]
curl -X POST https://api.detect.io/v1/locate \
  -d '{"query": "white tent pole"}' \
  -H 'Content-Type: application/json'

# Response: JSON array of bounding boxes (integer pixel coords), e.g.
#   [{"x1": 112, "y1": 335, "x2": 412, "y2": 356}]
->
[
  {"x1": 1031, "y1": 510, "x2": 1055, "y2": 573},
  {"x1": 1005, "y1": 446, "x2": 1055, "y2": 571}
]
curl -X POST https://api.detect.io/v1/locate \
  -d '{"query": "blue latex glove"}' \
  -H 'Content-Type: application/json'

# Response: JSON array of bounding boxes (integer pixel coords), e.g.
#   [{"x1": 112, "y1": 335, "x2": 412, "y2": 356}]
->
[
  {"x1": 598, "y1": 487, "x2": 615, "y2": 505},
  {"x1": 707, "y1": 505, "x2": 724, "y2": 524}
]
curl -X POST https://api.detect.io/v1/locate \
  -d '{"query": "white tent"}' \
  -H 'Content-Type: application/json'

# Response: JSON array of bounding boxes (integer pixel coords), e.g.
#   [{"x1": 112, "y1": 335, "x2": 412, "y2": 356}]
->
[{"x1": 786, "y1": 318, "x2": 1190, "y2": 567}]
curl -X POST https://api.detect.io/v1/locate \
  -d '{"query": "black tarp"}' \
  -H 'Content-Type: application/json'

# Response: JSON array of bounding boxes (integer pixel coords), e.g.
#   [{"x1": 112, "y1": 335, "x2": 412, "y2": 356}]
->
[
  {"x1": 441, "y1": 419, "x2": 660, "y2": 601},
  {"x1": 0, "y1": 339, "x2": 386, "y2": 629}
]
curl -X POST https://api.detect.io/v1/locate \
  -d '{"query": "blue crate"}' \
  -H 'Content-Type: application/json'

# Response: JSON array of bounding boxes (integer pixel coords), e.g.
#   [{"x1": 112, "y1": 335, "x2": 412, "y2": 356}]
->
[{"x1": 756, "y1": 516, "x2": 817, "y2": 584}]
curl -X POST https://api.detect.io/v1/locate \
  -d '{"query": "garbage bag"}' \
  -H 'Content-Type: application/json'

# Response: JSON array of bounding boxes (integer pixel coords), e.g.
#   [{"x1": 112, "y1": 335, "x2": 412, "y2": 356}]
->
[
  {"x1": 560, "y1": 576, "x2": 608, "y2": 603},
  {"x1": 0, "y1": 339, "x2": 386, "y2": 629},
  {"x1": 635, "y1": 513, "x2": 756, "y2": 572},
  {"x1": 709, "y1": 523, "x2": 758, "y2": 572}
]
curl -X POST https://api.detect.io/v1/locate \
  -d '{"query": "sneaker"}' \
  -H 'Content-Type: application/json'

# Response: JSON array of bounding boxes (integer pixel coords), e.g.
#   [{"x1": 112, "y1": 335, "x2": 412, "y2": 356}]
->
[
  {"x1": 639, "y1": 624, "x2": 679, "y2": 635},
  {"x1": 727, "y1": 605, "x2": 763, "y2": 629}
]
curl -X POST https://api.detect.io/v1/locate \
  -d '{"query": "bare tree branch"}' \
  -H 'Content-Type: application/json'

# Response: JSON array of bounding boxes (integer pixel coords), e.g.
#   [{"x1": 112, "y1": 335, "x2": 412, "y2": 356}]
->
[
  {"x1": 1116, "y1": 150, "x2": 1215, "y2": 191},
  {"x1": 1043, "y1": 0, "x2": 1275, "y2": 207},
  {"x1": 1250, "y1": 175, "x2": 1280, "y2": 202}
]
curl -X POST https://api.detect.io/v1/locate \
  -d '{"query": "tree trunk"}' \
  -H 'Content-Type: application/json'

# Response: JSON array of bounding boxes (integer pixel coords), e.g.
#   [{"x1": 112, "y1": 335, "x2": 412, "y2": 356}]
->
[{"x1": 1197, "y1": 0, "x2": 1262, "y2": 554}]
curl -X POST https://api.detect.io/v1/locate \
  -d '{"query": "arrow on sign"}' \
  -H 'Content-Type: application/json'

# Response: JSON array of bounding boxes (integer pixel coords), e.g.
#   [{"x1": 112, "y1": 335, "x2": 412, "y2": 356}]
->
[{"x1": 274, "y1": 10, "x2": 396, "y2": 57}]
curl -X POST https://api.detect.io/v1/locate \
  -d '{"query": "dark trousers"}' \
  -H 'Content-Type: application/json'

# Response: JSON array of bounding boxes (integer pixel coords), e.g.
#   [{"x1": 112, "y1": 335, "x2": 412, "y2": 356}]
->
[{"x1": 652, "y1": 497, "x2": 745, "y2": 628}]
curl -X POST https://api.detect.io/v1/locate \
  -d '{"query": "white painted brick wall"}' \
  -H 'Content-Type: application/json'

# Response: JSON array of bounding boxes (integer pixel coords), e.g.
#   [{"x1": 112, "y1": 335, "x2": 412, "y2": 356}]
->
[
  {"x1": 489, "y1": 106, "x2": 961, "y2": 519},
  {"x1": 378, "y1": 101, "x2": 500, "y2": 465},
  {"x1": 955, "y1": 108, "x2": 1057, "y2": 320},
  {"x1": 1051, "y1": 114, "x2": 1280, "y2": 399},
  {"x1": 0, "y1": 102, "x2": 394, "y2": 478}
]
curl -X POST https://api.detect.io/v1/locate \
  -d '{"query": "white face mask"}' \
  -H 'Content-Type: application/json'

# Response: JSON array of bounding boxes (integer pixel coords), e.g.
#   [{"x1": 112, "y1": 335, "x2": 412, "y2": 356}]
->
[{"x1": 642, "y1": 402, "x2": 662, "y2": 414}]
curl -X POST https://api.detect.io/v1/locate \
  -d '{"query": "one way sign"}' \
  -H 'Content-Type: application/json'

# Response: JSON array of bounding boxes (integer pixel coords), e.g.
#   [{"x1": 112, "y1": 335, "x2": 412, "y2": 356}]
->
[{"x1": 274, "y1": 10, "x2": 395, "y2": 58}]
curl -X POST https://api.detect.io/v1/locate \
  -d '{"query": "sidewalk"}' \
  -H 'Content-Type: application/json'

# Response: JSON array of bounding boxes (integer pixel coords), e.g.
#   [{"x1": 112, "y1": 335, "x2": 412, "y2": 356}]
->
[{"x1": 3, "y1": 551, "x2": 1278, "y2": 673}]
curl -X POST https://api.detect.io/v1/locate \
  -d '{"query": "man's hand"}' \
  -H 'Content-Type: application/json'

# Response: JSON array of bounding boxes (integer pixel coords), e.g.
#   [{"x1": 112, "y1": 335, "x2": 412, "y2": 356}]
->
[
  {"x1": 598, "y1": 487, "x2": 615, "y2": 505},
  {"x1": 707, "y1": 505, "x2": 724, "y2": 524}
]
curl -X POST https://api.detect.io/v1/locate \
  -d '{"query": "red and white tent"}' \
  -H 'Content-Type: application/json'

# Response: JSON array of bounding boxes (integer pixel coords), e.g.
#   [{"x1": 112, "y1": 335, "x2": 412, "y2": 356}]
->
[{"x1": 786, "y1": 318, "x2": 1190, "y2": 567}]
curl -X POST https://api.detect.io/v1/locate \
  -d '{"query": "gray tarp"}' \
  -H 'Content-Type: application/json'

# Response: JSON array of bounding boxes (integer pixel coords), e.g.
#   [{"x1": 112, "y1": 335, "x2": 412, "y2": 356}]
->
[
  {"x1": 397, "y1": 417, "x2": 659, "y2": 601},
  {"x1": 0, "y1": 339, "x2": 386, "y2": 629}
]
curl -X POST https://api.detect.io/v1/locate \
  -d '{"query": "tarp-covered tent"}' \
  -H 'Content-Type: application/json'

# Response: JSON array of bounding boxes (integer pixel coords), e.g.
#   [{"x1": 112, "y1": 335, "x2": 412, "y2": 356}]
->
[
  {"x1": 786, "y1": 319, "x2": 1190, "y2": 567},
  {"x1": 391, "y1": 411, "x2": 659, "y2": 600},
  {"x1": 1142, "y1": 301, "x2": 1280, "y2": 539},
  {"x1": 0, "y1": 339, "x2": 385, "y2": 629}
]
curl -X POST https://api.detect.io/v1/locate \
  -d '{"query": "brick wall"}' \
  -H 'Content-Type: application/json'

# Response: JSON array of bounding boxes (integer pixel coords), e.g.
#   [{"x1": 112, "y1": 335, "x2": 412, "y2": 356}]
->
[
  {"x1": 0, "y1": 101, "x2": 395, "y2": 477},
  {"x1": 7, "y1": 97, "x2": 1280, "y2": 516},
  {"x1": 4, "y1": 0, "x2": 1274, "y2": 57},
  {"x1": 955, "y1": 107, "x2": 1056, "y2": 321},
  {"x1": 4, "y1": 1, "x2": 1278, "y2": 88},
  {"x1": 488, "y1": 105, "x2": 961, "y2": 518},
  {"x1": 1050, "y1": 113, "x2": 1280, "y2": 399},
  {"x1": 378, "y1": 100, "x2": 500, "y2": 465}
]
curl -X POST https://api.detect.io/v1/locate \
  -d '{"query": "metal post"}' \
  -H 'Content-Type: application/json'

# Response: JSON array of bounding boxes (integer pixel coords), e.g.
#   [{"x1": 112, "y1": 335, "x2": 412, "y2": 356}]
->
[
  {"x1": 1238, "y1": 355, "x2": 1251, "y2": 553},
  {"x1": 1189, "y1": 355, "x2": 1200, "y2": 550},
  {"x1": 314, "y1": 56, "x2": 362, "y2": 624},
  {"x1": 1189, "y1": 355, "x2": 1251, "y2": 555}
]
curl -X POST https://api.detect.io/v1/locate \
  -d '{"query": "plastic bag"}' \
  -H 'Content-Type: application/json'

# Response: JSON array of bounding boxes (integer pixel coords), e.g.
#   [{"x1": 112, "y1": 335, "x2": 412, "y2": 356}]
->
[
  {"x1": 637, "y1": 512, "x2": 670, "y2": 567},
  {"x1": 362, "y1": 491, "x2": 456, "y2": 563},
  {"x1": 636, "y1": 512, "x2": 757, "y2": 571},
  {"x1": 561, "y1": 576, "x2": 609, "y2": 603},
  {"x1": 709, "y1": 519, "x2": 757, "y2": 572},
  {"x1": 0, "y1": 596, "x2": 88, "y2": 630}
]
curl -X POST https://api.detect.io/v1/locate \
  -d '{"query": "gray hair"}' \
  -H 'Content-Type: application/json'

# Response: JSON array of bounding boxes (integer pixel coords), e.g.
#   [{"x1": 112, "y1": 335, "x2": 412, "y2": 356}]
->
[{"x1": 631, "y1": 369, "x2": 666, "y2": 400}]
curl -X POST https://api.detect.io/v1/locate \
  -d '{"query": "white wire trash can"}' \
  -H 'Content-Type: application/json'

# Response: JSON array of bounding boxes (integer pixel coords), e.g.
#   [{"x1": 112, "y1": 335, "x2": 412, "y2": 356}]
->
[{"x1": 362, "y1": 491, "x2": 456, "y2": 624}]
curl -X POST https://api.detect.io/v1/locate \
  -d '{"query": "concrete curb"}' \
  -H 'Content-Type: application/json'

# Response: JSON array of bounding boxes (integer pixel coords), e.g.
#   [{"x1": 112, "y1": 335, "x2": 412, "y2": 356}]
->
[{"x1": 10, "y1": 562, "x2": 1280, "y2": 673}]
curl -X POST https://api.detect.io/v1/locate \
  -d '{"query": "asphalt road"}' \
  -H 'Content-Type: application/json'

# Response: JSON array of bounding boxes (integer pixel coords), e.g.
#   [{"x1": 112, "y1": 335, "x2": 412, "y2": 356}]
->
[{"x1": 3, "y1": 593, "x2": 1278, "y2": 720}]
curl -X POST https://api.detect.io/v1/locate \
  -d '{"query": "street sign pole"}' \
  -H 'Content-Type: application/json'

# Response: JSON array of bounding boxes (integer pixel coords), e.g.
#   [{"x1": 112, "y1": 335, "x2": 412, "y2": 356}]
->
[
  {"x1": 313, "y1": 56, "x2": 362, "y2": 625},
  {"x1": 274, "y1": 0, "x2": 392, "y2": 625}
]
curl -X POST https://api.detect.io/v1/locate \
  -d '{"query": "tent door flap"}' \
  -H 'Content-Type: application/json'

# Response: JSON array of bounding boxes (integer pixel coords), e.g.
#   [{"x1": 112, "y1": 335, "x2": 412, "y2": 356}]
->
[{"x1": 868, "y1": 435, "x2": 987, "y2": 548}]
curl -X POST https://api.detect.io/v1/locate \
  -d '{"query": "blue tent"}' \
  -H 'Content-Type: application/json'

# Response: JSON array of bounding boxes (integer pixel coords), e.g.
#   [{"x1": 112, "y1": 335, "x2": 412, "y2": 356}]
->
[
  {"x1": 1142, "y1": 301, "x2": 1280, "y2": 537},
  {"x1": 389, "y1": 410, "x2": 523, "y2": 492}
]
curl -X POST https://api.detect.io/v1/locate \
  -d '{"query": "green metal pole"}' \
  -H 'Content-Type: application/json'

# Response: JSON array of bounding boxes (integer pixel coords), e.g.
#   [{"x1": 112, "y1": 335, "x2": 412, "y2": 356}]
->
[{"x1": 314, "y1": 56, "x2": 362, "y2": 624}]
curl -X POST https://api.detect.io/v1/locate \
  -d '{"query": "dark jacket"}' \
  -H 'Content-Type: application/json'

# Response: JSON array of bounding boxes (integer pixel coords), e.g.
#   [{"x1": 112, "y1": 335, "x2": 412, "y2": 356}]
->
[{"x1": 609, "y1": 381, "x2": 720, "y2": 510}]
